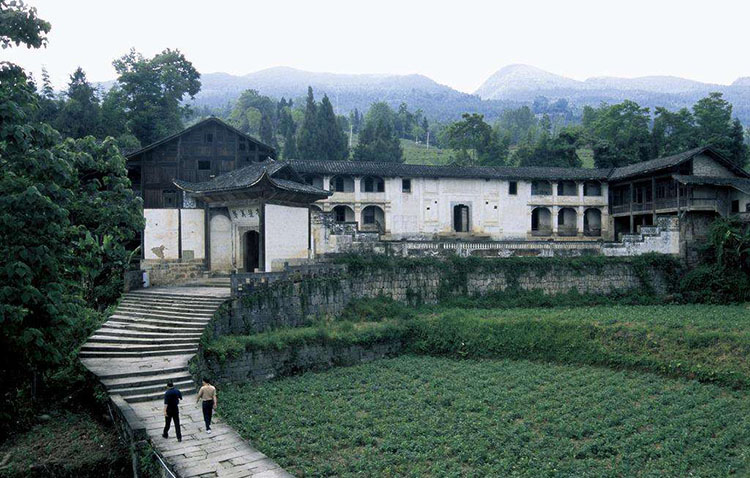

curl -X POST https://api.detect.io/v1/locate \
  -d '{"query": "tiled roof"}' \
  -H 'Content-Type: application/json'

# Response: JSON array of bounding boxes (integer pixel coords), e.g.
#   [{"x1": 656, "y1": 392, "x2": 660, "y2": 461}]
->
[
  {"x1": 288, "y1": 159, "x2": 611, "y2": 181},
  {"x1": 608, "y1": 146, "x2": 749, "y2": 181},
  {"x1": 673, "y1": 174, "x2": 750, "y2": 194},
  {"x1": 125, "y1": 117, "x2": 276, "y2": 158},
  {"x1": 173, "y1": 161, "x2": 330, "y2": 198}
]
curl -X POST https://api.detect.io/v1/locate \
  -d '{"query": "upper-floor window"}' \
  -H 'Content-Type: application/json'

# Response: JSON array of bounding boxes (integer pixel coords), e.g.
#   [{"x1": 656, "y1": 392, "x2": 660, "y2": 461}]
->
[
  {"x1": 557, "y1": 180, "x2": 577, "y2": 196},
  {"x1": 205, "y1": 133, "x2": 213, "y2": 143},
  {"x1": 362, "y1": 176, "x2": 385, "y2": 193},
  {"x1": 198, "y1": 160, "x2": 211, "y2": 171},
  {"x1": 531, "y1": 180, "x2": 552, "y2": 196},
  {"x1": 162, "y1": 190, "x2": 178, "y2": 208},
  {"x1": 402, "y1": 178, "x2": 412, "y2": 193},
  {"x1": 334, "y1": 176, "x2": 345, "y2": 192},
  {"x1": 583, "y1": 181, "x2": 602, "y2": 197},
  {"x1": 239, "y1": 141, "x2": 246, "y2": 151},
  {"x1": 508, "y1": 181, "x2": 517, "y2": 195}
]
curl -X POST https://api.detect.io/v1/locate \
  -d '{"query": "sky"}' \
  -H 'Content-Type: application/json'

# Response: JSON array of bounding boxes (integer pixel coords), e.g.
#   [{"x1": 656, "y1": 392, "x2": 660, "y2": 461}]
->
[{"x1": 5, "y1": 0, "x2": 749, "y2": 93}]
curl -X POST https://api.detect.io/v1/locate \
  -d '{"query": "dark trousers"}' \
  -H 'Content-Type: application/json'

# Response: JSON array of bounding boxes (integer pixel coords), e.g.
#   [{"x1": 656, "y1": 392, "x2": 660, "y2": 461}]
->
[
  {"x1": 163, "y1": 408, "x2": 181, "y2": 440},
  {"x1": 202, "y1": 400, "x2": 214, "y2": 430}
]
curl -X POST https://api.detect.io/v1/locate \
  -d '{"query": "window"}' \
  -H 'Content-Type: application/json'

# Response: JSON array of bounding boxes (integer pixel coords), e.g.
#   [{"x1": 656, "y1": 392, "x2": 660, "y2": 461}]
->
[
  {"x1": 746, "y1": 203, "x2": 750, "y2": 213},
  {"x1": 363, "y1": 208, "x2": 375, "y2": 224},
  {"x1": 334, "y1": 177, "x2": 345, "y2": 192},
  {"x1": 162, "y1": 190, "x2": 177, "y2": 208},
  {"x1": 363, "y1": 176, "x2": 384, "y2": 193},
  {"x1": 239, "y1": 142, "x2": 246, "y2": 151},
  {"x1": 205, "y1": 133, "x2": 213, "y2": 143},
  {"x1": 509, "y1": 181, "x2": 517, "y2": 195},
  {"x1": 402, "y1": 179, "x2": 411, "y2": 193},
  {"x1": 732, "y1": 200, "x2": 740, "y2": 213},
  {"x1": 335, "y1": 207, "x2": 347, "y2": 222},
  {"x1": 198, "y1": 160, "x2": 211, "y2": 171}
]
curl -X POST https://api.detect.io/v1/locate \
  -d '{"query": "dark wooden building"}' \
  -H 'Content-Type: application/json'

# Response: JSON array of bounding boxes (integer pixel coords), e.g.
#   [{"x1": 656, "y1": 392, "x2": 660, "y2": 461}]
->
[{"x1": 126, "y1": 117, "x2": 276, "y2": 208}]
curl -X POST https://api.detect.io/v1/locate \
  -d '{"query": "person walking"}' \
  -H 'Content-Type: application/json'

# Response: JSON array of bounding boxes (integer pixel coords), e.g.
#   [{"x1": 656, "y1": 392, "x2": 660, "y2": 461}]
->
[
  {"x1": 196, "y1": 377, "x2": 217, "y2": 434},
  {"x1": 162, "y1": 381, "x2": 182, "y2": 442}
]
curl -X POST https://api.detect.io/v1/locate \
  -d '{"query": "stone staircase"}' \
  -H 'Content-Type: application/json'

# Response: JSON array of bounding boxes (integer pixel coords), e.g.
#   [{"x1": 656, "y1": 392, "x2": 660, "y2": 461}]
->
[
  {"x1": 81, "y1": 288, "x2": 227, "y2": 403},
  {"x1": 80, "y1": 286, "x2": 292, "y2": 477}
]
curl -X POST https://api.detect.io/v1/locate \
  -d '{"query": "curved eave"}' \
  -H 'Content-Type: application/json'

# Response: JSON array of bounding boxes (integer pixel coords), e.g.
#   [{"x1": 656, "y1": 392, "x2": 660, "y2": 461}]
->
[{"x1": 173, "y1": 172, "x2": 330, "y2": 204}]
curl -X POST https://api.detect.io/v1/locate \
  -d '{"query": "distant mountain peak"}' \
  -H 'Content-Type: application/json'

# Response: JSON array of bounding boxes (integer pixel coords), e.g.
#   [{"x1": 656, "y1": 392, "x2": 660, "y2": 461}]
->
[{"x1": 474, "y1": 64, "x2": 582, "y2": 98}]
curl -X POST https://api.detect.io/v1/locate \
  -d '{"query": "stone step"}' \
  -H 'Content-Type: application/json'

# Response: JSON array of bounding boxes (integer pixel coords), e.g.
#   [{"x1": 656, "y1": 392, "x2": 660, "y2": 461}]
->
[
  {"x1": 81, "y1": 342, "x2": 196, "y2": 353},
  {"x1": 114, "y1": 307, "x2": 215, "y2": 321},
  {"x1": 102, "y1": 370, "x2": 193, "y2": 389},
  {"x1": 125, "y1": 292, "x2": 227, "y2": 304},
  {"x1": 102, "y1": 321, "x2": 205, "y2": 334},
  {"x1": 109, "y1": 378, "x2": 196, "y2": 397},
  {"x1": 95, "y1": 365, "x2": 188, "y2": 380},
  {"x1": 96, "y1": 327, "x2": 203, "y2": 340},
  {"x1": 88, "y1": 335, "x2": 199, "y2": 346},
  {"x1": 125, "y1": 390, "x2": 198, "y2": 404},
  {"x1": 109, "y1": 315, "x2": 211, "y2": 328},
  {"x1": 118, "y1": 300, "x2": 219, "y2": 313},
  {"x1": 79, "y1": 347, "x2": 197, "y2": 358}
]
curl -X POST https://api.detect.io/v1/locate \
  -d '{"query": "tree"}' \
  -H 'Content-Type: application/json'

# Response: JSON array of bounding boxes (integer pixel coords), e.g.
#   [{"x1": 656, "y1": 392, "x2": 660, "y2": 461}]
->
[
  {"x1": 354, "y1": 102, "x2": 403, "y2": 163},
  {"x1": 317, "y1": 94, "x2": 348, "y2": 160},
  {"x1": 651, "y1": 107, "x2": 697, "y2": 157},
  {"x1": 584, "y1": 100, "x2": 651, "y2": 168},
  {"x1": 297, "y1": 87, "x2": 320, "y2": 159},
  {"x1": 693, "y1": 92, "x2": 747, "y2": 167},
  {"x1": 113, "y1": 48, "x2": 201, "y2": 145},
  {"x1": 0, "y1": 0, "x2": 50, "y2": 49},
  {"x1": 515, "y1": 126, "x2": 582, "y2": 168},
  {"x1": 56, "y1": 67, "x2": 101, "y2": 139},
  {"x1": 100, "y1": 84, "x2": 140, "y2": 151},
  {"x1": 0, "y1": 3, "x2": 143, "y2": 430},
  {"x1": 442, "y1": 113, "x2": 508, "y2": 166},
  {"x1": 35, "y1": 65, "x2": 58, "y2": 124}
]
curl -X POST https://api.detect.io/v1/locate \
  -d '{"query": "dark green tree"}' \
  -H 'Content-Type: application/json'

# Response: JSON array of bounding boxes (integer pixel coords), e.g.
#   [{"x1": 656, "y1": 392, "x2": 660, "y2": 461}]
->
[
  {"x1": 585, "y1": 100, "x2": 651, "y2": 168},
  {"x1": 651, "y1": 107, "x2": 697, "y2": 157},
  {"x1": 297, "y1": 87, "x2": 320, "y2": 159},
  {"x1": 442, "y1": 113, "x2": 508, "y2": 166},
  {"x1": 0, "y1": 0, "x2": 50, "y2": 49},
  {"x1": 353, "y1": 102, "x2": 403, "y2": 163},
  {"x1": 35, "y1": 65, "x2": 58, "y2": 124},
  {"x1": 692, "y1": 92, "x2": 747, "y2": 167},
  {"x1": 113, "y1": 48, "x2": 201, "y2": 145},
  {"x1": 317, "y1": 94, "x2": 348, "y2": 160},
  {"x1": 56, "y1": 67, "x2": 101, "y2": 139},
  {"x1": 516, "y1": 127, "x2": 582, "y2": 168}
]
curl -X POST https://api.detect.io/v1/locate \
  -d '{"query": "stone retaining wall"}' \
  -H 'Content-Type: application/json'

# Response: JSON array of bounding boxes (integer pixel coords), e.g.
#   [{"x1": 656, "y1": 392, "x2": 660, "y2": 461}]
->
[
  {"x1": 212, "y1": 259, "x2": 668, "y2": 336},
  {"x1": 193, "y1": 341, "x2": 402, "y2": 384}
]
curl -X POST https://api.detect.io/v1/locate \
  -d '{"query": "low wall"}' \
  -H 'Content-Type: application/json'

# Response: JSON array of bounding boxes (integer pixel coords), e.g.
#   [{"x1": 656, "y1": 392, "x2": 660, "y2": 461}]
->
[
  {"x1": 141, "y1": 259, "x2": 206, "y2": 287},
  {"x1": 214, "y1": 257, "x2": 671, "y2": 336},
  {"x1": 193, "y1": 341, "x2": 402, "y2": 384}
]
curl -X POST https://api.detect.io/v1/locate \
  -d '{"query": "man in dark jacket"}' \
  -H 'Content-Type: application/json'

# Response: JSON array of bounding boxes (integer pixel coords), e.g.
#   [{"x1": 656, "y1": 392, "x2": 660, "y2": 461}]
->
[{"x1": 162, "y1": 381, "x2": 183, "y2": 442}]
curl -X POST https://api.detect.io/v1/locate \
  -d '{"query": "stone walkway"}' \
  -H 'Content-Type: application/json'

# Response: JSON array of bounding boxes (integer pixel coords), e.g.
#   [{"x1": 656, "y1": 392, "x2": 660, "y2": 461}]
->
[{"x1": 81, "y1": 286, "x2": 292, "y2": 478}]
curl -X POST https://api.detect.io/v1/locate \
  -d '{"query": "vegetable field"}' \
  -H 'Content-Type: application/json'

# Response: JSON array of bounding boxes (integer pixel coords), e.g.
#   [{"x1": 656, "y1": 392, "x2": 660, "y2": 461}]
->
[{"x1": 222, "y1": 355, "x2": 750, "y2": 478}]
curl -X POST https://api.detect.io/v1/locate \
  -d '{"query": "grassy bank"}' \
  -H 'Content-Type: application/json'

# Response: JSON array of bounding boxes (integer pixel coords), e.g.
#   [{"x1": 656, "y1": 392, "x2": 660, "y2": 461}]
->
[
  {"x1": 221, "y1": 355, "x2": 750, "y2": 477},
  {"x1": 0, "y1": 409, "x2": 129, "y2": 478},
  {"x1": 205, "y1": 303, "x2": 750, "y2": 389}
]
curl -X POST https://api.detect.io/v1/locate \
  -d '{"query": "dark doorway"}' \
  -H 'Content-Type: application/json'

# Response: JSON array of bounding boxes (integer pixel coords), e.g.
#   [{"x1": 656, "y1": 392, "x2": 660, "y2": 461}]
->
[
  {"x1": 244, "y1": 231, "x2": 260, "y2": 272},
  {"x1": 453, "y1": 204, "x2": 470, "y2": 232}
]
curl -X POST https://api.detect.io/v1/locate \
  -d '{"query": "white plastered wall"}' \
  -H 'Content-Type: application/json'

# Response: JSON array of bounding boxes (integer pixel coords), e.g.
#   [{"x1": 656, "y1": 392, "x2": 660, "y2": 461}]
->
[
  {"x1": 264, "y1": 203, "x2": 310, "y2": 272},
  {"x1": 144, "y1": 209, "x2": 179, "y2": 260},
  {"x1": 180, "y1": 209, "x2": 205, "y2": 260}
]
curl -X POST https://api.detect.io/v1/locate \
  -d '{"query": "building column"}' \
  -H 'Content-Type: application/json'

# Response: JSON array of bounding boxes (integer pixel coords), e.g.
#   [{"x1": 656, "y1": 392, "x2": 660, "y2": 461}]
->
[
  {"x1": 552, "y1": 205, "x2": 559, "y2": 235},
  {"x1": 577, "y1": 205, "x2": 585, "y2": 237},
  {"x1": 353, "y1": 176, "x2": 361, "y2": 201}
]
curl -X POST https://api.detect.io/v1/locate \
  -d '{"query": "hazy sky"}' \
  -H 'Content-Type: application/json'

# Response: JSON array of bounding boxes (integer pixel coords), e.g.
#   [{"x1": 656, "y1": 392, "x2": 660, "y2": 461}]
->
[{"x1": 5, "y1": 0, "x2": 749, "y2": 93}]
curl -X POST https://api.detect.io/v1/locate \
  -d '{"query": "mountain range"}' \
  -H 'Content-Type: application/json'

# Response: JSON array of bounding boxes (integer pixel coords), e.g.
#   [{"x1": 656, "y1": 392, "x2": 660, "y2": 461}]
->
[{"x1": 176, "y1": 65, "x2": 750, "y2": 124}]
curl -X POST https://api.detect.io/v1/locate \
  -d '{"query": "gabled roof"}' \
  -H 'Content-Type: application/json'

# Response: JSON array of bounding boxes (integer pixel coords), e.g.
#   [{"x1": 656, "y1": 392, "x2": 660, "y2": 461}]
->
[
  {"x1": 609, "y1": 146, "x2": 749, "y2": 181},
  {"x1": 173, "y1": 160, "x2": 330, "y2": 199},
  {"x1": 288, "y1": 159, "x2": 611, "y2": 181},
  {"x1": 125, "y1": 117, "x2": 276, "y2": 159},
  {"x1": 673, "y1": 174, "x2": 750, "y2": 195}
]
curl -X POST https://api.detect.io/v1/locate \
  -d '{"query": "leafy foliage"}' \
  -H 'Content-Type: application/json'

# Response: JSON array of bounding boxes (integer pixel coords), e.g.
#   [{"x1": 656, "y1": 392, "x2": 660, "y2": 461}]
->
[
  {"x1": 221, "y1": 355, "x2": 750, "y2": 477},
  {"x1": 113, "y1": 48, "x2": 201, "y2": 146},
  {"x1": 0, "y1": 0, "x2": 50, "y2": 49},
  {"x1": 353, "y1": 102, "x2": 404, "y2": 163},
  {"x1": 441, "y1": 113, "x2": 508, "y2": 166}
]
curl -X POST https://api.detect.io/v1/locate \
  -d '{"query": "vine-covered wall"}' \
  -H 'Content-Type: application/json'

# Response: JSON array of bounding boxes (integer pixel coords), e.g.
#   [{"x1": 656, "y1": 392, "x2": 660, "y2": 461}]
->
[{"x1": 210, "y1": 255, "x2": 679, "y2": 337}]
